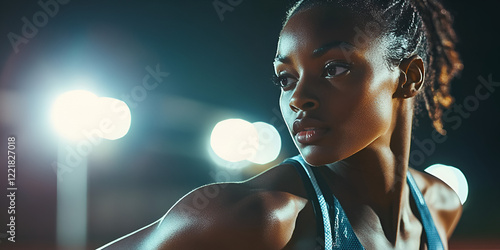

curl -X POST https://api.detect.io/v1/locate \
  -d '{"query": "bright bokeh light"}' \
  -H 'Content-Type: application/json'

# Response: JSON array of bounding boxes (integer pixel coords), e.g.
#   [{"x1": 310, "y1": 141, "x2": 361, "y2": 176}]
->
[
  {"x1": 248, "y1": 122, "x2": 281, "y2": 164},
  {"x1": 97, "y1": 97, "x2": 131, "y2": 140},
  {"x1": 50, "y1": 90, "x2": 131, "y2": 141},
  {"x1": 425, "y1": 164, "x2": 469, "y2": 204},
  {"x1": 210, "y1": 119, "x2": 282, "y2": 165},
  {"x1": 50, "y1": 90, "x2": 99, "y2": 140},
  {"x1": 210, "y1": 119, "x2": 259, "y2": 162}
]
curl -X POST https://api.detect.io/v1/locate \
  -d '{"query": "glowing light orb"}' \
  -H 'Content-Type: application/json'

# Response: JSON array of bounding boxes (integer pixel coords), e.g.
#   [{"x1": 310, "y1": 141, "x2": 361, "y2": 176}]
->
[
  {"x1": 51, "y1": 90, "x2": 99, "y2": 140},
  {"x1": 97, "y1": 97, "x2": 131, "y2": 140},
  {"x1": 210, "y1": 119, "x2": 259, "y2": 162},
  {"x1": 247, "y1": 122, "x2": 281, "y2": 164},
  {"x1": 50, "y1": 90, "x2": 131, "y2": 141},
  {"x1": 425, "y1": 164, "x2": 469, "y2": 204}
]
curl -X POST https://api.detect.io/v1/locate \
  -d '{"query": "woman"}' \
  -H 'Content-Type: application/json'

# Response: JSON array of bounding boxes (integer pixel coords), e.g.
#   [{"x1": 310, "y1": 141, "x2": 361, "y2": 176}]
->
[{"x1": 99, "y1": 0, "x2": 463, "y2": 249}]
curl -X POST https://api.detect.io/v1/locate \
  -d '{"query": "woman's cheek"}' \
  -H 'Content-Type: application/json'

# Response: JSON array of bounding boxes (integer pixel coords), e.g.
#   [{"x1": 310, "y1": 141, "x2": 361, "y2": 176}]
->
[
  {"x1": 345, "y1": 79, "x2": 393, "y2": 145},
  {"x1": 367, "y1": 81, "x2": 395, "y2": 135},
  {"x1": 279, "y1": 93, "x2": 294, "y2": 135}
]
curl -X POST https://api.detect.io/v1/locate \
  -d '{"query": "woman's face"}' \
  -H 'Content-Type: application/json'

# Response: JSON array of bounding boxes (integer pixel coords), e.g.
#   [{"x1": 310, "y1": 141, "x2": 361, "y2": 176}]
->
[{"x1": 275, "y1": 7, "x2": 401, "y2": 166}]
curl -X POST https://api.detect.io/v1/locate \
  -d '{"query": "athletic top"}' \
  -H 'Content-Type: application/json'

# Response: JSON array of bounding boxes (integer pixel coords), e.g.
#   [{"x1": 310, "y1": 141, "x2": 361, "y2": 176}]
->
[{"x1": 283, "y1": 155, "x2": 444, "y2": 250}]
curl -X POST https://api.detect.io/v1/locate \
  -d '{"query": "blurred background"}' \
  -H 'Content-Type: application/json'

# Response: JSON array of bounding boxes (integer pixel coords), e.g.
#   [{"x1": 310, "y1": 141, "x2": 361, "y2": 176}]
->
[{"x1": 0, "y1": 0, "x2": 498, "y2": 249}]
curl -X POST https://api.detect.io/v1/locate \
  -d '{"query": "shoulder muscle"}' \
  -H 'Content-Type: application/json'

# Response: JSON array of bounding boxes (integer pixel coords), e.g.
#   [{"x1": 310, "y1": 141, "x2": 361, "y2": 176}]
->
[
  {"x1": 409, "y1": 168, "x2": 463, "y2": 238},
  {"x1": 152, "y1": 183, "x2": 306, "y2": 249}
]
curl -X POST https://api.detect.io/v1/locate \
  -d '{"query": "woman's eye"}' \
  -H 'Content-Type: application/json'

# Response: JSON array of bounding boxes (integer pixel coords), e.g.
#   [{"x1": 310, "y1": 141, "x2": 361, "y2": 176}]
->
[
  {"x1": 323, "y1": 63, "x2": 350, "y2": 78},
  {"x1": 272, "y1": 74, "x2": 296, "y2": 89}
]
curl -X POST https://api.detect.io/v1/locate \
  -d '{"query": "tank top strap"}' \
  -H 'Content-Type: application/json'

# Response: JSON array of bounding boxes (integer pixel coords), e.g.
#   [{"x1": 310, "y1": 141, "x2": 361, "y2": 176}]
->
[
  {"x1": 406, "y1": 171, "x2": 445, "y2": 250},
  {"x1": 283, "y1": 155, "x2": 333, "y2": 249},
  {"x1": 311, "y1": 167, "x2": 365, "y2": 249}
]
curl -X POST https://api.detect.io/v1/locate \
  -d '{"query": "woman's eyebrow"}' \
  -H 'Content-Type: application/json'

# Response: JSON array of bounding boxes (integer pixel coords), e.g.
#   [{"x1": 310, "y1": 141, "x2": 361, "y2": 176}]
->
[
  {"x1": 312, "y1": 40, "x2": 355, "y2": 58},
  {"x1": 274, "y1": 54, "x2": 290, "y2": 64},
  {"x1": 274, "y1": 40, "x2": 355, "y2": 64}
]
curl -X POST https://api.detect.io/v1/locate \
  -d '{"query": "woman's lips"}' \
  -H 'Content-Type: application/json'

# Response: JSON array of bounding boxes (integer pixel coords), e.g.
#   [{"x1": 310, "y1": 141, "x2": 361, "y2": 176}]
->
[
  {"x1": 295, "y1": 128, "x2": 328, "y2": 144},
  {"x1": 293, "y1": 118, "x2": 329, "y2": 144}
]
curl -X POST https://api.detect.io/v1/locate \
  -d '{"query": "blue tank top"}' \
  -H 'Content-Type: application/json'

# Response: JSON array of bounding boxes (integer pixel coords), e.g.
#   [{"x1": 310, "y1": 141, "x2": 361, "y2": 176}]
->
[{"x1": 283, "y1": 155, "x2": 444, "y2": 250}]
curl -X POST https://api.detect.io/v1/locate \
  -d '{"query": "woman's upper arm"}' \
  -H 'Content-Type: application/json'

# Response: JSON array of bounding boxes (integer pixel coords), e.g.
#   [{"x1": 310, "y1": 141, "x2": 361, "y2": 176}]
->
[
  {"x1": 96, "y1": 219, "x2": 162, "y2": 249},
  {"x1": 95, "y1": 185, "x2": 217, "y2": 250},
  {"x1": 98, "y1": 183, "x2": 299, "y2": 250},
  {"x1": 150, "y1": 184, "x2": 302, "y2": 250}
]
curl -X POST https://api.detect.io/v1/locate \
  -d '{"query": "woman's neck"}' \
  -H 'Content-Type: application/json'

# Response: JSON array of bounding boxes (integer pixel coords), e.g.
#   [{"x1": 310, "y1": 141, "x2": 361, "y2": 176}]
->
[{"x1": 325, "y1": 100, "x2": 415, "y2": 245}]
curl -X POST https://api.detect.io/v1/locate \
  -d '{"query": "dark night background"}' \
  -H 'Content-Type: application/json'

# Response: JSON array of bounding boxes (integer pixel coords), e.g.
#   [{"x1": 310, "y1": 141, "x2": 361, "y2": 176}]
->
[{"x1": 0, "y1": 0, "x2": 498, "y2": 249}]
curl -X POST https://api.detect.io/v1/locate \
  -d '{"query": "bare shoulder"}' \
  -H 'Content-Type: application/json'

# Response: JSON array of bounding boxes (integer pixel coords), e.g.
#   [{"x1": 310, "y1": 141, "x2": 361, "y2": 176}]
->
[
  {"x1": 408, "y1": 168, "x2": 463, "y2": 238},
  {"x1": 99, "y1": 163, "x2": 307, "y2": 250},
  {"x1": 153, "y1": 178, "x2": 307, "y2": 249}
]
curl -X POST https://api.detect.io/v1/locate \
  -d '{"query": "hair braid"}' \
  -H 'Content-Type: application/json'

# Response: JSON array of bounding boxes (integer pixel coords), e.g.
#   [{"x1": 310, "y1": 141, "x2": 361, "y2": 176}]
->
[{"x1": 411, "y1": 0, "x2": 463, "y2": 134}]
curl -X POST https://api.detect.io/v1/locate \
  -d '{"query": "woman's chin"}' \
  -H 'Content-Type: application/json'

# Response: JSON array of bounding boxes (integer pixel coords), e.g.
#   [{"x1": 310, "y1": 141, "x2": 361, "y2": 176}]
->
[{"x1": 300, "y1": 148, "x2": 344, "y2": 167}]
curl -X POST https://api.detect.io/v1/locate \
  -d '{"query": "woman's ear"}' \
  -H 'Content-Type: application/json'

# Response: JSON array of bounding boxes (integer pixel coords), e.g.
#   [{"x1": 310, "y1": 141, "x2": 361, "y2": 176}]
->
[{"x1": 395, "y1": 55, "x2": 425, "y2": 99}]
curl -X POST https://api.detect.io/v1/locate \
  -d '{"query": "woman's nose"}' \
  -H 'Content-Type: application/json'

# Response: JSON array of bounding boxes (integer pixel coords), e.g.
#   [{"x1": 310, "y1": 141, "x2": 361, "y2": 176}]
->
[{"x1": 288, "y1": 80, "x2": 320, "y2": 112}]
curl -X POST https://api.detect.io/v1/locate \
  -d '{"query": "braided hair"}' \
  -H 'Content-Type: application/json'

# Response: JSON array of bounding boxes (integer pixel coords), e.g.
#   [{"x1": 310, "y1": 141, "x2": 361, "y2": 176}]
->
[{"x1": 283, "y1": 0, "x2": 463, "y2": 135}]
